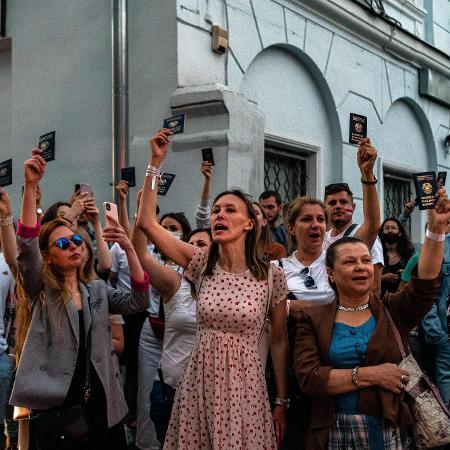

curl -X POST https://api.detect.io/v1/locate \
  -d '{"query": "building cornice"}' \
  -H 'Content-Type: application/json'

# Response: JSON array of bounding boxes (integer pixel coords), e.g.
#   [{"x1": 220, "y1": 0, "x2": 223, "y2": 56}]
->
[{"x1": 290, "y1": 0, "x2": 450, "y2": 78}]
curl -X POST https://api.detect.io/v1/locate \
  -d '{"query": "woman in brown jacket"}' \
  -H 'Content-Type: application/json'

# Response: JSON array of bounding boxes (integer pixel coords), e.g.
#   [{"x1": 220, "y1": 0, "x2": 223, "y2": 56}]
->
[{"x1": 294, "y1": 190, "x2": 449, "y2": 449}]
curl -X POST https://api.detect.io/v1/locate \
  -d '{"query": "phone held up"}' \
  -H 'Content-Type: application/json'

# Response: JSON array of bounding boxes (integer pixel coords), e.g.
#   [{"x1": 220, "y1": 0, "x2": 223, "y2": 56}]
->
[{"x1": 103, "y1": 202, "x2": 119, "y2": 228}]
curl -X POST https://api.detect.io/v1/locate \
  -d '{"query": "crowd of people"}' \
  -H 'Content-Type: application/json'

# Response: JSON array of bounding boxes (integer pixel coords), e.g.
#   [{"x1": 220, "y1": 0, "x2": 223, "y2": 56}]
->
[{"x1": 0, "y1": 131, "x2": 449, "y2": 450}]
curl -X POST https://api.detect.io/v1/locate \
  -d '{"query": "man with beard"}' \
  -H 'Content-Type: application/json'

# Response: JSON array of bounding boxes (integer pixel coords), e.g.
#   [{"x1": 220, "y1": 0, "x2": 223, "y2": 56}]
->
[
  {"x1": 323, "y1": 138, "x2": 383, "y2": 296},
  {"x1": 259, "y1": 190, "x2": 289, "y2": 248}
]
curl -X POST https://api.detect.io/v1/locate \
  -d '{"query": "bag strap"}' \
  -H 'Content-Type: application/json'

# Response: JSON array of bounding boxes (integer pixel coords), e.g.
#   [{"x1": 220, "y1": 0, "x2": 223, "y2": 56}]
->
[
  {"x1": 382, "y1": 305, "x2": 407, "y2": 359},
  {"x1": 259, "y1": 264, "x2": 273, "y2": 343},
  {"x1": 84, "y1": 297, "x2": 92, "y2": 403},
  {"x1": 343, "y1": 223, "x2": 358, "y2": 237}
]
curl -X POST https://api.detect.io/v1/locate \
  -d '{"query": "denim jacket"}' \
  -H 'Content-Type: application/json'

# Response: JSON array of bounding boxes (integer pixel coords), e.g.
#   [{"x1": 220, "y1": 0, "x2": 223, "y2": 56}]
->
[{"x1": 421, "y1": 235, "x2": 450, "y2": 346}]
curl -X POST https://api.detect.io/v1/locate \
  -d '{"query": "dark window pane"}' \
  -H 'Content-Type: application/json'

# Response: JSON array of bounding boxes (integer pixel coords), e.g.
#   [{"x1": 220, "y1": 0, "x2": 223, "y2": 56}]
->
[{"x1": 264, "y1": 146, "x2": 307, "y2": 203}]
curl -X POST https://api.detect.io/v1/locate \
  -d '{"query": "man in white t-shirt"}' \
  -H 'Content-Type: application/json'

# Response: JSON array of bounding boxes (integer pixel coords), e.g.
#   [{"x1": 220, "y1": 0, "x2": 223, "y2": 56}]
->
[{"x1": 323, "y1": 138, "x2": 383, "y2": 297}]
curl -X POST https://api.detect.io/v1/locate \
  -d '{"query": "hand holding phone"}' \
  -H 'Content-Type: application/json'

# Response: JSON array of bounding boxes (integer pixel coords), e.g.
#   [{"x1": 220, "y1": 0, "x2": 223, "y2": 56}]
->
[
  {"x1": 80, "y1": 183, "x2": 93, "y2": 198},
  {"x1": 103, "y1": 202, "x2": 119, "y2": 228}
]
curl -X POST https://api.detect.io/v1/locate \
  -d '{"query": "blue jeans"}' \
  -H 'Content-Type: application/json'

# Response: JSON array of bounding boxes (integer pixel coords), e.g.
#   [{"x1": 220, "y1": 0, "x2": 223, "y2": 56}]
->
[
  {"x1": 435, "y1": 341, "x2": 450, "y2": 407},
  {"x1": 0, "y1": 352, "x2": 13, "y2": 424}
]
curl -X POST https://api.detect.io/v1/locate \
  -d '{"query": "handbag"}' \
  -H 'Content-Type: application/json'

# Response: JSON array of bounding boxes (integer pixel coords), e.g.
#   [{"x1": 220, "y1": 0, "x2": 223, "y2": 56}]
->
[
  {"x1": 383, "y1": 306, "x2": 450, "y2": 449},
  {"x1": 150, "y1": 368, "x2": 176, "y2": 444}
]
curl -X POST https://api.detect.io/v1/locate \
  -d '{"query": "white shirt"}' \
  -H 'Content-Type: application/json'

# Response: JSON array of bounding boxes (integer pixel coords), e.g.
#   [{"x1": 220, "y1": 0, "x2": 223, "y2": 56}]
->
[
  {"x1": 323, "y1": 224, "x2": 384, "y2": 266},
  {"x1": 110, "y1": 243, "x2": 131, "y2": 292},
  {"x1": 276, "y1": 251, "x2": 334, "y2": 305},
  {"x1": 0, "y1": 253, "x2": 14, "y2": 354},
  {"x1": 156, "y1": 278, "x2": 197, "y2": 388}
]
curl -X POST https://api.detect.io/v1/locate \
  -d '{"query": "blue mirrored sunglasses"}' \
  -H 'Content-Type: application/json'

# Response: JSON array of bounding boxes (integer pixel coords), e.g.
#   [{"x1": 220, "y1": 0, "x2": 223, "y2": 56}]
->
[
  {"x1": 50, "y1": 234, "x2": 84, "y2": 250},
  {"x1": 300, "y1": 267, "x2": 317, "y2": 289}
]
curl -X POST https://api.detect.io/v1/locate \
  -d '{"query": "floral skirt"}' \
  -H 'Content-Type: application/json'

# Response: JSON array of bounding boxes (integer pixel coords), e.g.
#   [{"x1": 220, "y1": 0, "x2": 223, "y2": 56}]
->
[{"x1": 327, "y1": 412, "x2": 414, "y2": 450}]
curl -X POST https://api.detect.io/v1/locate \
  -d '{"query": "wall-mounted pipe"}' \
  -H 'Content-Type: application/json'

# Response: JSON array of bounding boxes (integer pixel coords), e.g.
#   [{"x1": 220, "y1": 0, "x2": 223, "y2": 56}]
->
[
  {"x1": 1, "y1": 0, "x2": 7, "y2": 37},
  {"x1": 112, "y1": 0, "x2": 128, "y2": 203}
]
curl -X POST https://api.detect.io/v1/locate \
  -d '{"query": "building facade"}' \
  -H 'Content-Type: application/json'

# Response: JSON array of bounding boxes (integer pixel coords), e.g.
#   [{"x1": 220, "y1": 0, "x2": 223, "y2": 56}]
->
[{"x1": 0, "y1": 0, "x2": 449, "y2": 241}]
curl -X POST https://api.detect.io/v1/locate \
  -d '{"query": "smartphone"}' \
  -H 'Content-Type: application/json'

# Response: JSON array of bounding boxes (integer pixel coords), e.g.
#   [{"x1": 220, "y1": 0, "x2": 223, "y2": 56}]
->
[
  {"x1": 201, "y1": 147, "x2": 215, "y2": 166},
  {"x1": 80, "y1": 183, "x2": 93, "y2": 197},
  {"x1": 103, "y1": 202, "x2": 119, "y2": 227},
  {"x1": 74, "y1": 184, "x2": 81, "y2": 193}
]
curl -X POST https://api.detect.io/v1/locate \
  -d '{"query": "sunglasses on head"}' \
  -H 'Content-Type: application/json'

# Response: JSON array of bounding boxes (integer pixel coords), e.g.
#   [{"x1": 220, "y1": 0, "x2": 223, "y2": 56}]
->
[
  {"x1": 300, "y1": 267, "x2": 317, "y2": 289},
  {"x1": 49, "y1": 234, "x2": 84, "y2": 250}
]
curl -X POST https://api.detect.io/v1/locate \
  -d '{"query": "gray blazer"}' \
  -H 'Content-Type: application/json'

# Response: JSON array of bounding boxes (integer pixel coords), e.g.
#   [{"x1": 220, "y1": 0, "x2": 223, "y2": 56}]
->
[{"x1": 10, "y1": 232, "x2": 149, "y2": 427}]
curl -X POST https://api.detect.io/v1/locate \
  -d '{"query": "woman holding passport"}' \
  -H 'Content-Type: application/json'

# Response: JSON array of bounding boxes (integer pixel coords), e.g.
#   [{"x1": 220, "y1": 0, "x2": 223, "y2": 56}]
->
[
  {"x1": 137, "y1": 129, "x2": 289, "y2": 450},
  {"x1": 294, "y1": 187, "x2": 450, "y2": 449},
  {"x1": 11, "y1": 148, "x2": 150, "y2": 449}
]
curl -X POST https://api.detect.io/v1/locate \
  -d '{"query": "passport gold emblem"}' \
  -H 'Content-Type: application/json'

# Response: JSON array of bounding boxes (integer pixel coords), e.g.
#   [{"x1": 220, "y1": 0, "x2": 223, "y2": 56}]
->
[{"x1": 422, "y1": 183, "x2": 433, "y2": 195}]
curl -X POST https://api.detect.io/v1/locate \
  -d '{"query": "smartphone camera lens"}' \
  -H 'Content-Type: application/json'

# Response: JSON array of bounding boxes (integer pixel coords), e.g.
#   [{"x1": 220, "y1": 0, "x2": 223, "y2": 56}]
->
[{"x1": 106, "y1": 203, "x2": 111, "y2": 211}]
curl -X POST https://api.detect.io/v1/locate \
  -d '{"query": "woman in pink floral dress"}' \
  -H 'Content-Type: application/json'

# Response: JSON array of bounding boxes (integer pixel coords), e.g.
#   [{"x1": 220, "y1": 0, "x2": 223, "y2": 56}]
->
[{"x1": 137, "y1": 129, "x2": 289, "y2": 449}]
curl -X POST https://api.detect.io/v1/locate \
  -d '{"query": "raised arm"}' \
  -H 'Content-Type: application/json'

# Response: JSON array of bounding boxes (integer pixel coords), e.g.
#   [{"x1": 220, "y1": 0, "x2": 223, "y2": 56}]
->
[
  {"x1": 136, "y1": 129, "x2": 195, "y2": 268},
  {"x1": 103, "y1": 215, "x2": 145, "y2": 283},
  {"x1": 0, "y1": 189, "x2": 18, "y2": 276},
  {"x1": 63, "y1": 191, "x2": 89, "y2": 227},
  {"x1": 131, "y1": 222, "x2": 181, "y2": 302},
  {"x1": 17, "y1": 150, "x2": 47, "y2": 300},
  {"x1": 418, "y1": 188, "x2": 450, "y2": 279},
  {"x1": 116, "y1": 180, "x2": 132, "y2": 238},
  {"x1": 84, "y1": 196, "x2": 112, "y2": 273},
  {"x1": 20, "y1": 149, "x2": 46, "y2": 227},
  {"x1": 354, "y1": 138, "x2": 380, "y2": 249},
  {"x1": 195, "y1": 162, "x2": 212, "y2": 229}
]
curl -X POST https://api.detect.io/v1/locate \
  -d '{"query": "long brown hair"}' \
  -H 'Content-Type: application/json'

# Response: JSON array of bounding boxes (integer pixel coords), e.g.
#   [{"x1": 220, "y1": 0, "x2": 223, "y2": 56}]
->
[
  {"x1": 252, "y1": 201, "x2": 272, "y2": 257},
  {"x1": 15, "y1": 219, "x2": 80, "y2": 365},
  {"x1": 204, "y1": 190, "x2": 268, "y2": 280}
]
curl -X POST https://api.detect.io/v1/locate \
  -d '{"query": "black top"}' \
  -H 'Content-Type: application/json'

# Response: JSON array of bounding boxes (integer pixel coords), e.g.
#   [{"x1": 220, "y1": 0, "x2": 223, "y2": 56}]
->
[{"x1": 64, "y1": 311, "x2": 106, "y2": 430}]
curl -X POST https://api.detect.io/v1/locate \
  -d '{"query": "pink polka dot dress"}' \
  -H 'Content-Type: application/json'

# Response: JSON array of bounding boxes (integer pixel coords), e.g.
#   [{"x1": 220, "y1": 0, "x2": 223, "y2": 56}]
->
[{"x1": 163, "y1": 249, "x2": 288, "y2": 450}]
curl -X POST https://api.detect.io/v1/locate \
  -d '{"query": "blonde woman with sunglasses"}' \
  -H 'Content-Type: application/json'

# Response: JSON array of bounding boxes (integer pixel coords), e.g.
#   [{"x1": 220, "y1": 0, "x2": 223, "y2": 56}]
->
[{"x1": 10, "y1": 149, "x2": 150, "y2": 450}]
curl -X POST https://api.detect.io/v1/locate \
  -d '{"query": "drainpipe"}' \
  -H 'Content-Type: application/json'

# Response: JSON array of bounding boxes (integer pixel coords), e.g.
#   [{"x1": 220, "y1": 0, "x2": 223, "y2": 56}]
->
[{"x1": 112, "y1": 0, "x2": 128, "y2": 203}]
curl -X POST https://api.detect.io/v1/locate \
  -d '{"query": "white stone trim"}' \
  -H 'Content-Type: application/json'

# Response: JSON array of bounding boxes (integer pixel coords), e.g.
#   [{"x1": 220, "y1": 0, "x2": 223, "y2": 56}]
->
[{"x1": 287, "y1": 0, "x2": 450, "y2": 77}]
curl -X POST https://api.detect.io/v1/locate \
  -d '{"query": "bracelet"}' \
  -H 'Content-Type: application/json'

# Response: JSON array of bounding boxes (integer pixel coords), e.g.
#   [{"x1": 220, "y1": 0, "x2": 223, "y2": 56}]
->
[
  {"x1": 274, "y1": 397, "x2": 290, "y2": 409},
  {"x1": 0, "y1": 215, "x2": 13, "y2": 227},
  {"x1": 62, "y1": 216, "x2": 74, "y2": 225},
  {"x1": 351, "y1": 366, "x2": 361, "y2": 389},
  {"x1": 425, "y1": 228, "x2": 446, "y2": 242},
  {"x1": 145, "y1": 164, "x2": 163, "y2": 191},
  {"x1": 361, "y1": 176, "x2": 377, "y2": 185}
]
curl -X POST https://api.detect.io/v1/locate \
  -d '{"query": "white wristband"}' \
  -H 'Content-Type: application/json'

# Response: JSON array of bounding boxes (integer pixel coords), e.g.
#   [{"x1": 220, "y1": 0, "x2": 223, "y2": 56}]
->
[{"x1": 425, "y1": 228, "x2": 446, "y2": 242}]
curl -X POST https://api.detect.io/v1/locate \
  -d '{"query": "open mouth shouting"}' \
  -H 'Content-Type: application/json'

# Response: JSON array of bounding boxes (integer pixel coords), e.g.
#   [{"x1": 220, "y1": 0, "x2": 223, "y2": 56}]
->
[{"x1": 213, "y1": 223, "x2": 229, "y2": 234}]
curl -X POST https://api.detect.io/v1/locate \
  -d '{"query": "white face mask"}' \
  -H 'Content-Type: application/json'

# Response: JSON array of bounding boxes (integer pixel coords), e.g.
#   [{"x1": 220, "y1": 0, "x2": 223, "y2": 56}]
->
[{"x1": 170, "y1": 231, "x2": 182, "y2": 240}]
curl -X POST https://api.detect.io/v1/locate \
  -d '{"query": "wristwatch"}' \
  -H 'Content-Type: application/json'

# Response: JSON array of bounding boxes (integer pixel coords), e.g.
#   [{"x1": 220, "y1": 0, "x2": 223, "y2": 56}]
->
[{"x1": 274, "y1": 397, "x2": 290, "y2": 409}]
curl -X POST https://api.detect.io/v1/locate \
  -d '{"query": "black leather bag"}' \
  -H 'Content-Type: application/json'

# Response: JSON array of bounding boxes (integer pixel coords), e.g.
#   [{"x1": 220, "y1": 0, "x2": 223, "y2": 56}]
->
[{"x1": 30, "y1": 404, "x2": 91, "y2": 449}]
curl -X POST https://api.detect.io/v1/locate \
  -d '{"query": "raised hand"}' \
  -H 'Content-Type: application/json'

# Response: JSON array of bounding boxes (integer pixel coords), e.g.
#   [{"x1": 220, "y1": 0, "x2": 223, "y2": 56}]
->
[
  {"x1": 201, "y1": 161, "x2": 213, "y2": 180},
  {"x1": 84, "y1": 197, "x2": 100, "y2": 224},
  {"x1": 357, "y1": 137, "x2": 377, "y2": 179},
  {"x1": 103, "y1": 215, "x2": 133, "y2": 251},
  {"x1": 116, "y1": 180, "x2": 129, "y2": 203},
  {"x1": 24, "y1": 149, "x2": 46, "y2": 185},
  {"x1": 428, "y1": 188, "x2": 450, "y2": 228},
  {"x1": 403, "y1": 200, "x2": 416, "y2": 215},
  {"x1": 149, "y1": 129, "x2": 172, "y2": 166},
  {"x1": 0, "y1": 189, "x2": 12, "y2": 217}
]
